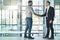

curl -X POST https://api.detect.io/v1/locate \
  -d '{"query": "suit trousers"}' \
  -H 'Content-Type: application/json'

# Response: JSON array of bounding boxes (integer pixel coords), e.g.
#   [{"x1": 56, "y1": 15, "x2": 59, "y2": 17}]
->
[{"x1": 46, "y1": 18, "x2": 54, "y2": 37}]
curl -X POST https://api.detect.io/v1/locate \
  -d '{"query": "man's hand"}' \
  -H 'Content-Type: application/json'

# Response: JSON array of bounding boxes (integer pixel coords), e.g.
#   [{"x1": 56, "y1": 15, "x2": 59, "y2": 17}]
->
[
  {"x1": 49, "y1": 20, "x2": 53, "y2": 24},
  {"x1": 34, "y1": 13, "x2": 42, "y2": 16},
  {"x1": 36, "y1": 14, "x2": 41, "y2": 16}
]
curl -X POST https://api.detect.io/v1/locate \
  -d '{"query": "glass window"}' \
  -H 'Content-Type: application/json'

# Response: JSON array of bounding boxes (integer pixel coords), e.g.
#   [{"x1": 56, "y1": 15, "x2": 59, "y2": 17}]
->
[
  {"x1": 55, "y1": 5, "x2": 60, "y2": 9},
  {"x1": 33, "y1": 0, "x2": 43, "y2": 5},
  {"x1": 54, "y1": 0, "x2": 60, "y2": 34},
  {"x1": 1, "y1": 10, "x2": 6, "y2": 24},
  {"x1": 0, "y1": 10, "x2": 1, "y2": 24},
  {"x1": 0, "y1": 0, "x2": 20, "y2": 32},
  {"x1": 22, "y1": 0, "x2": 28, "y2": 6}
]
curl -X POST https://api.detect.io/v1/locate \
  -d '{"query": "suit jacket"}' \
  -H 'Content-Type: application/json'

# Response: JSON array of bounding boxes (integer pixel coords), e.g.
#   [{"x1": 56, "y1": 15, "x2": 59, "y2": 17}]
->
[{"x1": 41, "y1": 6, "x2": 55, "y2": 21}]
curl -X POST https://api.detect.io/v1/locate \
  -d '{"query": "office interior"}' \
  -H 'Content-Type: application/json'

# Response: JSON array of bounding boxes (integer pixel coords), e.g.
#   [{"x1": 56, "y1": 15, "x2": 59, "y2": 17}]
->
[{"x1": 0, "y1": 0, "x2": 60, "y2": 40}]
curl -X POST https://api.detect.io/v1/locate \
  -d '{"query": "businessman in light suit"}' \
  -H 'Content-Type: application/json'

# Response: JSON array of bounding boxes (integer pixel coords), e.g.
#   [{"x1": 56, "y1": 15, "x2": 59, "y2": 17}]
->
[{"x1": 37, "y1": 1, "x2": 55, "y2": 39}]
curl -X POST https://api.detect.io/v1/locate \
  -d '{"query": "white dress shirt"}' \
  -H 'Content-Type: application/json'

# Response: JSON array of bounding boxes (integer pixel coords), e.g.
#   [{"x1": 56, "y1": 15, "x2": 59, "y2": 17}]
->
[{"x1": 46, "y1": 6, "x2": 50, "y2": 17}]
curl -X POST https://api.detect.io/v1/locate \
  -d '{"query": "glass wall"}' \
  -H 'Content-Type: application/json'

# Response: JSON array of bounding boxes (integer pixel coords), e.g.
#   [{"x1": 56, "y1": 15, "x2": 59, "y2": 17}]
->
[
  {"x1": 0, "y1": 0, "x2": 20, "y2": 31},
  {"x1": 54, "y1": 0, "x2": 60, "y2": 35}
]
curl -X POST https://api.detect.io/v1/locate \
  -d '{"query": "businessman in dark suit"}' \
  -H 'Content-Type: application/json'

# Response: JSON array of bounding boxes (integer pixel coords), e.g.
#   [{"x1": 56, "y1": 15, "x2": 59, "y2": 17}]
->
[{"x1": 37, "y1": 1, "x2": 55, "y2": 39}]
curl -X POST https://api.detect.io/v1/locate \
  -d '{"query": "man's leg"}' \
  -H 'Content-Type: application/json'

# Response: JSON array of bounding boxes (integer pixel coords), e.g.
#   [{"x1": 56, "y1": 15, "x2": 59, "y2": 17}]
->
[
  {"x1": 49, "y1": 22, "x2": 54, "y2": 39},
  {"x1": 46, "y1": 27, "x2": 50, "y2": 37},
  {"x1": 46, "y1": 20, "x2": 50, "y2": 37},
  {"x1": 43, "y1": 20, "x2": 50, "y2": 38},
  {"x1": 28, "y1": 19, "x2": 34, "y2": 39},
  {"x1": 28, "y1": 19, "x2": 32, "y2": 37},
  {"x1": 24, "y1": 19, "x2": 29, "y2": 37}
]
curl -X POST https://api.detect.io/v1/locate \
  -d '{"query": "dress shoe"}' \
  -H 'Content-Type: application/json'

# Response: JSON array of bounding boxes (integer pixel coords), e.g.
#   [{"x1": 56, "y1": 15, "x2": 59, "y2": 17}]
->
[
  {"x1": 28, "y1": 36, "x2": 34, "y2": 39},
  {"x1": 43, "y1": 36, "x2": 49, "y2": 38},
  {"x1": 48, "y1": 37, "x2": 54, "y2": 39},
  {"x1": 24, "y1": 36, "x2": 28, "y2": 38}
]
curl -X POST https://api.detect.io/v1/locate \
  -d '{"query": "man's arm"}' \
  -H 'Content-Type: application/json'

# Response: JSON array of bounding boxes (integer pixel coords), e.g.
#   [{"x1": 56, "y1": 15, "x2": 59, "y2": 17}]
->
[
  {"x1": 52, "y1": 8, "x2": 55, "y2": 21},
  {"x1": 50, "y1": 7, "x2": 55, "y2": 21},
  {"x1": 35, "y1": 12, "x2": 46, "y2": 17},
  {"x1": 39, "y1": 12, "x2": 46, "y2": 17},
  {"x1": 49, "y1": 7, "x2": 55, "y2": 24},
  {"x1": 30, "y1": 8, "x2": 46, "y2": 17},
  {"x1": 30, "y1": 8, "x2": 37, "y2": 15}
]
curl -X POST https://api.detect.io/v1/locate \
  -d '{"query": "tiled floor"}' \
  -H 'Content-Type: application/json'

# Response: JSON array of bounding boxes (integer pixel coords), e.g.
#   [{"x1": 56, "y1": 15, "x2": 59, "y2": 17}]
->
[{"x1": 0, "y1": 36, "x2": 60, "y2": 40}]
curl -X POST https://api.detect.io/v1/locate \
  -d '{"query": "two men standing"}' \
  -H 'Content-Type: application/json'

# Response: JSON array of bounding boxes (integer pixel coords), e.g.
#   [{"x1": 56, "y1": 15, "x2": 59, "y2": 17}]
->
[{"x1": 24, "y1": 1, "x2": 55, "y2": 39}]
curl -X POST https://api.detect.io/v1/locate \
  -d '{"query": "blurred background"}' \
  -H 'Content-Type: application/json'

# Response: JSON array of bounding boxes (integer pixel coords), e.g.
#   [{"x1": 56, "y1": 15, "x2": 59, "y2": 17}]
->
[{"x1": 0, "y1": 0, "x2": 60, "y2": 37}]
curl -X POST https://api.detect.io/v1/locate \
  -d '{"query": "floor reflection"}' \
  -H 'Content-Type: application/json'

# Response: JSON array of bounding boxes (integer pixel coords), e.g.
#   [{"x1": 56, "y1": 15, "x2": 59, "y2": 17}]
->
[
  {"x1": 0, "y1": 36, "x2": 59, "y2": 40},
  {"x1": 24, "y1": 38, "x2": 34, "y2": 40}
]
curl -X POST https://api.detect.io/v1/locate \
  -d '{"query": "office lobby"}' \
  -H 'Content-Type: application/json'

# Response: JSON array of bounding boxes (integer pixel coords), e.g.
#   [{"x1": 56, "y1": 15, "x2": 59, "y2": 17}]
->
[{"x1": 0, "y1": 0, "x2": 60, "y2": 40}]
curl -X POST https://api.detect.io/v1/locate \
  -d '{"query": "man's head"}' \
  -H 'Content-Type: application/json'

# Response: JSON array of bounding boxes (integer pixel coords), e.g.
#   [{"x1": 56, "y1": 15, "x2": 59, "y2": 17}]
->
[
  {"x1": 28, "y1": 1, "x2": 32, "y2": 6},
  {"x1": 46, "y1": 1, "x2": 50, "y2": 7}
]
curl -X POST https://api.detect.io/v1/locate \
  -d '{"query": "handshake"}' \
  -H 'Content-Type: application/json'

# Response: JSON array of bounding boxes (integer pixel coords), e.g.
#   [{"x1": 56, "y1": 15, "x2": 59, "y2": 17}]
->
[{"x1": 34, "y1": 13, "x2": 43, "y2": 17}]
